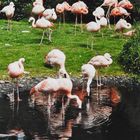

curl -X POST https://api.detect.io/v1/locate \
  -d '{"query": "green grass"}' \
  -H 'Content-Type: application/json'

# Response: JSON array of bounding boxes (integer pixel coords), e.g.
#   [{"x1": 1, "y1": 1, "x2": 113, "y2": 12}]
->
[{"x1": 0, "y1": 20, "x2": 131, "y2": 79}]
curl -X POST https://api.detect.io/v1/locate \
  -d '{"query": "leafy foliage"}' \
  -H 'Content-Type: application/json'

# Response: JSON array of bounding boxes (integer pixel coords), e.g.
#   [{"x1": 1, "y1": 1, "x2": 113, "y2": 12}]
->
[{"x1": 118, "y1": 28, "x2": 140, "y2": 74}]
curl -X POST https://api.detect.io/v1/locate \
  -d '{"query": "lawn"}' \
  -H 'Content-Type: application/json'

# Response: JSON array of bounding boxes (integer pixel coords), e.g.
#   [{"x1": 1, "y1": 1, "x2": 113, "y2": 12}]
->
[{"x1": 0, "y1": 20, "x2": 130, "y2": 79}]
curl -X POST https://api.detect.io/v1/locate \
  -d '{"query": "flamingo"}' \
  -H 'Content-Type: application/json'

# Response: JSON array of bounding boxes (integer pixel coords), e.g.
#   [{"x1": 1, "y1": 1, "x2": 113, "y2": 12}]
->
[
  {"x1": 115, "y1": 18, "x2": 132, "y2": 32},
  {"x1": 30, "y1": 77, "x2": 82, "y2": 108},
  {"x1": 100, "y1": 0, "x2": 118, "y2": 28},
  {"x1": 29, "y1": 17, "x2": 54, "y2": 44},
  {"x1": 45, "y1": 49, "x2": 69, "y2": 78},
  {"x1": 62, "y1": 1, "x2": 71, "y2": 24},
  {"x1": 81, "y1": 64, "x2": 96, "y2": 96},
  {"x1": 32, "y1": 0, "x2": 45, "y2": 17},
  {"x1": 88, "y1": 53, "x2": 113, "y2": 86},
  {"x1": 85, "y1": 17, "x2": 101, "y2": 49},
  {"x1": 42, "y1": 8, "x2": 57, "y2": 21},
  {"x1": 71, "y1": 1, "x2": 88, "y2": 34},
  {"x1": 56, "y1": 1, "x2": 71, "y2": 25},
  {"x1": 92, "y1": 7, "x2": 105, "y2": 19},
  {"x1": 123, "y1": 29, "x2": 136, "y2": 37},
  {"x1": 8, "y1": 58, "x2": 28, "y2": 102},
  {"x1": 118, "y1": 0, "x2": 133, "y2": 9},
  {"x1": 0, "y1": 2, "x2": 15, "y2": 30},
  {"x1": 110, "y1": 6, "x2": 130, "y2": 20},
  {"x1": 99, "y1": 17, "x2": 108, "y2": 27}
]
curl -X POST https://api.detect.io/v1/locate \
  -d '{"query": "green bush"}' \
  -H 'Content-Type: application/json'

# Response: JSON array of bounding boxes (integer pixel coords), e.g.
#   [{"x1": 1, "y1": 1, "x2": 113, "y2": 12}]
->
[{"x1": 118, "y1": 28, "x2": 140, "y2": 74}]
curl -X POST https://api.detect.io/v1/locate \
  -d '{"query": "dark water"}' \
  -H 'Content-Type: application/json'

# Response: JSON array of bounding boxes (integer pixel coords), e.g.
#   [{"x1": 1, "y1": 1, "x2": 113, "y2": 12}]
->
[{"x1": 0, "y1": 84, "x2": 140, "y2": 140}]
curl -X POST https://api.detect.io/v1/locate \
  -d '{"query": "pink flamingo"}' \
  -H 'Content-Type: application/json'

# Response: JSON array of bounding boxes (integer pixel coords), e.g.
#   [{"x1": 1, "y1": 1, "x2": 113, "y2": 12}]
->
[
  {"x1": 93, "y1": 7, "x2": 105, "y2": 19},
  {"x1": 30, "y1": 78, "x2": 82, "y2": 108},
  {"x1": 85, "y1": 17, "x2": 101, "y2": 49},
  {"x1": 88, "y1": 53, "x2": 113, "y2": 86},
  {"x1": 29, "y1": 17, "x2": 54, "y2": 44},
  {"x1": 45, "y1": 49, "x2": 69, "y2": 78},
  {"x1": 71, "y1": 1, "x2": 88, "y2": 34},
  {"x1": 56, "y1": 1, "x2": 71, "y2": 25},
  {"x1": 8, "y1": 58, "x2": 27, "y2": 101},
  {"x1": 56, "y1": 3, "x2": 65, "y2": 26},
  {"x1": 42, "y1": 8, "x2": 57, "y2": 21},
  {"x1": 62, "y1": 1, "x2": 71, "y2": 24},
  {"x1": 118, "y1": 0, "x2": 133, "y2": 9},
  {"x1": 100, "y1": 0, "x2": 118, "y2": 28},
  {"x1": 123, "y1": 29, "x2": 135, "y2": 37},
  {"x1": 32, "y1": 0, "x2": 45, "y2": 17},
  {"x1": 0, "y1": 2, "x2": 15, "y2": 30},
  {"x1": 110, "y1": 6, "x2": 130, "y2": 20}
]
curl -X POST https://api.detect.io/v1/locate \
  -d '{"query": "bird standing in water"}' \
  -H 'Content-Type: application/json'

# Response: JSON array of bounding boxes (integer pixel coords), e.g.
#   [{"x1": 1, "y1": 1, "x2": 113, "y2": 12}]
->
[
  {"x1": 81, "y1": 64, "x2": 96, "y2": 96},
  {"x1": 30, "y1": 77, "x2": 82, "y2": 108},
  {"x1": 88, "y1": 53, "x2": 113, "y2": 86},
  {"x1": 8, "y1": 58, "x2": 28, "y2": 102}
]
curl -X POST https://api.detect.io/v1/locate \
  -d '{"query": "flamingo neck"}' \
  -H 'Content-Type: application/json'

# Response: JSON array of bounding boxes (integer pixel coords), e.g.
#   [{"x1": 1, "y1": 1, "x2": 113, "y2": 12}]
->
[
  {"x1": 31, "y1": 18, "x2": 36, "y2": 28},
  {"x1": 67, "y1": 94, "x2": 82, "y2": 108},
  {"x1": 95, "y1": 17, "x2": 100, "y2": 26},
  {"x1": 18, "y1": 60, "x2": 24, "y2": 71},
  {"x1": 107, "y1": 57, "x2": 113, "y2": 65}
]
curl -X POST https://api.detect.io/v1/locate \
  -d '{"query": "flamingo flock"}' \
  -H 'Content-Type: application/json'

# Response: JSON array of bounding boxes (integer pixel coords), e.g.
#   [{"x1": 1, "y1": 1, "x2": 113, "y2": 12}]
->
[{"x1": 0, "y1": 0, "x2": 134, "y2": 110}]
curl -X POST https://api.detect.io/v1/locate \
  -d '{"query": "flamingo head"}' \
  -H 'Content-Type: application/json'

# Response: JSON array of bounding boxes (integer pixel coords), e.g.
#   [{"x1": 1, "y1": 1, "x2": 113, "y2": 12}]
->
[
  {"x1": 104, "y1": 53, "x2": 112, "y2": 59},
  {"x1": 63, "y1": 1, "x2": 71, "y2": 11},
  {"x1": 110, "y1": 7, "x2": 121, "y2": 16},
  {"x1": 124, "y1": 2, "x2": 133, "y2": 9},
  {"x1": 19, "y1": 58, "x2": 25, "y2": 63},
  {"x1": 81, "y1": 8, "x2": 88, "y2": 15},
  {"x1": 10, "y1": 2, "x2": 15, "y2": 6},
  {"x1": 28, "y1": 17, "x2": 35, "y2": 23},
  {"x1": 30, "y1": 87, "x2": 36, "y2": 95}
]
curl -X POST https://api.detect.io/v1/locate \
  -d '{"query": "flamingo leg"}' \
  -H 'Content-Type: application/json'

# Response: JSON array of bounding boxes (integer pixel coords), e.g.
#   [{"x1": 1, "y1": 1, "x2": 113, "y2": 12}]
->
[
  {"x1": 40, "y1": 30, "x2": 45, "y2": 45},
  {"x1": 106, "y1": 6, "x2": 111, "y2": 29},
  {"x1": 75, "y1": 14, "x2": 78, "y2": 35},
  {"x1": 11, "y1": 80, "x2": 15, "y2": 102},
  {"x1": 82, "y1": 77, "x2": 85, "y2": 93},
  {"x1": 62, "y1": 95, "x2": 65, "y2": 121},
  {"x1": 91, "y1": 33, "x2": 94, "y2": 50},
  {"x1": 16, "y1": 79, "x2": 21, "y2": 101},
  {"x1": 7, "y1": 19, "x2": 10, "y2": 30},
  {"x1": 9, "y1": 19, "x2": 12, "y2": 31},
  {"x1": 63, "y1": 12, "x2": 65, "y2": 25},
  {"x1": 86, "y1": 78, "x2": 92, "y2": 96},
  {"x1": 99, "y1": 71, "x2": 103, "y2": 86},
  {"x1": 80, "y1": 14, "x2": 83, "y2": 32},
  {"x1": 48, "y1": 93, "x2": 51, "y2": 107},
  {"x1": 96, "y1": 69, "x2": 100, "y2": 87},
  {"x1": 86, "y1": 38, "x2": 89, "y2": 48},
  {"x1": 48, "y1": 28, "x2": 52, "y2": 42},
  {"x1": 59, "y1": 14, "x2": 61, "y2": 29}
]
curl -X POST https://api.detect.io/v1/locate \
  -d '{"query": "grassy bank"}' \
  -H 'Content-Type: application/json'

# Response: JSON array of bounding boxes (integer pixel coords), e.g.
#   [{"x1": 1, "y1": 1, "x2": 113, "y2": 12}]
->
[{"x1": 0, "y1": 20, "x2": 130, "y2": 79}]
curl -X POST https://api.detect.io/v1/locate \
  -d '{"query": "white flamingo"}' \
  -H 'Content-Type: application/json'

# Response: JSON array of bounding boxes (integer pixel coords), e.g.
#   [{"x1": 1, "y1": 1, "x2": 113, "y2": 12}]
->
[
  {"x1": 81, "y1": 64, "x2": 96, "y2": 96},
  {"x1": 115, "y1": 18, "x2": 132, "y2": 32},
  {"x1": 43, "y1": 8, "x2": 57, "y2": 21},
  {"x1": 45, "y1": 49, "x2": 70, "y2": 78},
  {"x1": 0, "y1": 2, "x2": 15, "y2": 30}
]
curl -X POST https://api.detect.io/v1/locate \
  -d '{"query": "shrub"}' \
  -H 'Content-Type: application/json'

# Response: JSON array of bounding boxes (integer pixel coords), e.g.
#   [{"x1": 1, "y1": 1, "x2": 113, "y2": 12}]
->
[{"x1": 118, "y1": 28, "x2": 140, "y2": 74}]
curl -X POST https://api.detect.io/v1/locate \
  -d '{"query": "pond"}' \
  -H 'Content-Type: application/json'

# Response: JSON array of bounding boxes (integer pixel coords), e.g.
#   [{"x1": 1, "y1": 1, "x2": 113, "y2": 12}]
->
[{"x1": 0, "y1": 81, "x2": 140, "y2": 140}]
